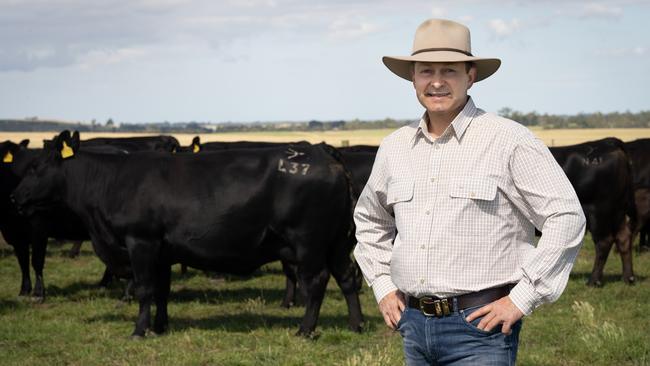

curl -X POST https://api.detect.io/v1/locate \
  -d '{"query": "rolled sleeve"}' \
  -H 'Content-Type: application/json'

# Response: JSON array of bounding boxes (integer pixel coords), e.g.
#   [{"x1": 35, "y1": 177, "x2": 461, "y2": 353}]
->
[{"x1": 507, "y1": 132, "x2": 586, "y2": 315}]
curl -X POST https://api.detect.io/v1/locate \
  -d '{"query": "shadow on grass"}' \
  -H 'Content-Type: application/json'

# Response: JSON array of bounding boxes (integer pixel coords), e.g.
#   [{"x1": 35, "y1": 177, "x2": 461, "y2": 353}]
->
[
  {"x1": 569, "y1": 271, "x2": 646, "y2": 285},
  {"x1": 86, "y1": 311, "x2": 381, "y2": 334},
  {"x1": 0, "y1": 298, "x2": 21, "y2": 314}
]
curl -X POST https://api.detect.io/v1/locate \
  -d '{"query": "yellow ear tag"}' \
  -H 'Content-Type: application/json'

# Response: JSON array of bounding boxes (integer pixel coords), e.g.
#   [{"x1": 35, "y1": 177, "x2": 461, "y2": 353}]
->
[
  {"x1": 3, "y1": 151, "x2": 13, "y2": 163},
  {"x1": 61, "y1": 141, "x2": 74, "y2": 159},
  {"x1": 193, "y1": 144, "x2": 200, "y2": 153}
]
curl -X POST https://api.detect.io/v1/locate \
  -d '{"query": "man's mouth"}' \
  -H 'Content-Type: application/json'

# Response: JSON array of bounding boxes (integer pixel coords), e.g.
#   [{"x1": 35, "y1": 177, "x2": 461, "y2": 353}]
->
[{"x1": 425, "y1": 91, "x2": 450, "y2": 97}]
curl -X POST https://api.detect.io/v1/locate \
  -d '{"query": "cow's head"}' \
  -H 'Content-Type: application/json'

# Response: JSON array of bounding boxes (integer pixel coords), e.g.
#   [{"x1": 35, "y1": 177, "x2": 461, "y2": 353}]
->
[
  {"x1": 173, "y1": 136, "x2": 202, "y2": 153},
  {"x1": 0, "y1": 139, "x2": 30, "y2": 198},
  {"x1": 11, "y1": 130, "x2": 80, "y2": 216}
]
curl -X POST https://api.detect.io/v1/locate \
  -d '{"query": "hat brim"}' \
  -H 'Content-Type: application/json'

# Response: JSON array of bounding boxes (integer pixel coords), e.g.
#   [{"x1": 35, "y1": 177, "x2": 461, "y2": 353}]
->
[{"x1": 382, "y1": 51, "x2": 501, "y2": 82}]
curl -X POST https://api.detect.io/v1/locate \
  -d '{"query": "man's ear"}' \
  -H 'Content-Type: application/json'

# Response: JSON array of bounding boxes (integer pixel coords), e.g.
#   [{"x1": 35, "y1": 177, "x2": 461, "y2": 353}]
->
[{"x1": 467, "y1": 64, "x2": 477, "y2": 90}]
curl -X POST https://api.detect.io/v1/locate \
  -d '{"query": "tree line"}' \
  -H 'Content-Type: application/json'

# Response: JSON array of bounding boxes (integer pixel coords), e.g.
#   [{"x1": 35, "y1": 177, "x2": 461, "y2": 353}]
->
[{"x1": 1, "y1": 109, "x2": 649, "y2": 133}]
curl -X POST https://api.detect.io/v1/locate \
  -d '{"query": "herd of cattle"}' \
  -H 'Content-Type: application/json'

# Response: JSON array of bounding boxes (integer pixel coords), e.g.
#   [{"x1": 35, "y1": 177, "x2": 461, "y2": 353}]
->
[{"x1": 0, "y1": 131, "x2": 649, "y2": 338}]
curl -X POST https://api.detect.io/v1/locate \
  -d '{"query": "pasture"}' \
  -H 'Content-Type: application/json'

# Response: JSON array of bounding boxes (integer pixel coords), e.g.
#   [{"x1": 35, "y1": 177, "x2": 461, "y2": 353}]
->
[
  {"x1": 0, "y1": 235, "x2": 649, "y2": 365},
  {"x1": 3, "y1": 127, "x2": 650, "y2": 148}
]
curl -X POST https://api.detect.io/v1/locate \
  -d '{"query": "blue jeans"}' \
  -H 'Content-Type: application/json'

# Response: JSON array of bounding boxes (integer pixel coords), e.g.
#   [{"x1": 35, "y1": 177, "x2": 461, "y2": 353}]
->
[{"x1": 397, "y1": 300, "x2": 522, "y2": 365}]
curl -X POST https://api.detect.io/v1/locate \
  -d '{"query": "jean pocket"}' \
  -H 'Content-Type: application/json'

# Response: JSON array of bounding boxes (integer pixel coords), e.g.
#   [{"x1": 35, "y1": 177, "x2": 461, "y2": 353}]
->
[
  {"x1": 396, "y1": 308, "x2": 409, "y2": 331},
  {"x1": 459, "y1": 306, "x2": 502, "y2": 335}
]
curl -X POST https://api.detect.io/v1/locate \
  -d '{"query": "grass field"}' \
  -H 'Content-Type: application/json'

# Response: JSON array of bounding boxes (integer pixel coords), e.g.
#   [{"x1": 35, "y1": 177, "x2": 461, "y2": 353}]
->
[
  {"x1": 2, "y1": 127, "x2": 650, "y2": 148},
  {"x1": 0, "y1": 236, "x2": 649, "y2": 365}
]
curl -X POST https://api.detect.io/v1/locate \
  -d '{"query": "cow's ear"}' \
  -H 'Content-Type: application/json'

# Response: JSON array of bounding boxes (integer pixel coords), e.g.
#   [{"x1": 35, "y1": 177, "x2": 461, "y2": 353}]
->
[
  {"x1": 2, "y1": 150, "x2": 13, "y2": 164},
  {"x1": 19, "y1": 139, "x2": 29, "y2": 148},
  {"x1": 71, "y1": 130, "x2": 81, "y2": 151},
  {"x1": 55, "y1": 130, "x2": 75, "y2": 159},
  {"x1": 192, "y1": 136, "x2": 201, "y2": 153}
]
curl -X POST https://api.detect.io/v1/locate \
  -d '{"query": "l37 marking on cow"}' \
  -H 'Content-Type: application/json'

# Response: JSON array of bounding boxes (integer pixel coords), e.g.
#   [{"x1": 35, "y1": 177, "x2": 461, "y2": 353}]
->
[{"x1": 278, "y1": 159, "x2": 310, "y2": 175}]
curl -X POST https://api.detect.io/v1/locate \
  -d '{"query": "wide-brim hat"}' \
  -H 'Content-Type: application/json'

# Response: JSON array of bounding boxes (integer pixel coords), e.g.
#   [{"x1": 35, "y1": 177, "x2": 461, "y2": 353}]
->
[{"x1": 383, "y1": 19, "x2": 501, "y2": 82}]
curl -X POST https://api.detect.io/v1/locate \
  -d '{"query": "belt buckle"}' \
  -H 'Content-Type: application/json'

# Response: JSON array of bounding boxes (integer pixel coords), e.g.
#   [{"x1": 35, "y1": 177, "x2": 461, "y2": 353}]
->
[{"x1": 419, "y1": 297, "x2": 443, "y2": 317}]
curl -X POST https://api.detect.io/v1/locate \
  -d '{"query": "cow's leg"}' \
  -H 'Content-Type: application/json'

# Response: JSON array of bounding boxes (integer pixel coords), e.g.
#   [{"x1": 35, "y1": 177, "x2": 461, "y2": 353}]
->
[
  {"x1": 67, "y1": 240, "x2": 83, "y2": 258},
  {"x1": 97, "y1": 266, "x2": 114, "y2": 288},
  {"x1": 281, "y1": 261, "x2": 298, "y2": 308},
  {"x1": 30, "y1": 234, "x2": 47, "y2": 301},
  {"x1": 13, "y1": 242, "x2": 31, "y2": 296},
  {"x1": 152, "y1": 264, "x2": 171, "y2": 335},
  {"x1": 588, "y1": 234, "x2": 614, "y2": 287},
  {"x1": 329, "y1": 258, "x2": 364, "y2": 332},
  {"x1": 296, "y1": 267, "x2": 330, "y2": 337},
  {"x1": 126, "y1": 237, "x2": 158, "y2": 338},
  {"x1": 122, "y1": 279, "x2": 135, "y2": 302},
  {"x1": 615, "y1": 222, "x2": 635, "y2": 284}
]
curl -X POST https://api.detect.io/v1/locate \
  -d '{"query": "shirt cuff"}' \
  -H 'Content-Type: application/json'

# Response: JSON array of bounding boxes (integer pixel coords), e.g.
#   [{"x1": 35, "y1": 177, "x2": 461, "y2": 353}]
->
[
  {"x1": 371, "y1": 275, "x2": 399, "y2": 304},
  {"x1": 508, "y1": 280, "x2": 541, "y2": 316}
]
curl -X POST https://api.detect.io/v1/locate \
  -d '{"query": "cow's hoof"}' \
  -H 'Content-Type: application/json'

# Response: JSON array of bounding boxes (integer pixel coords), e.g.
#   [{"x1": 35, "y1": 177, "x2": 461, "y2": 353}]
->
[
  {"x1": 295, "y1": 329, "x2": 320, "y2": 340},
  {"x1": 31, "y1": 296, "x2": 45, "y2": 304},
  {"x1": 348, "y1": 322, "x2": 364, "y2": 333},
  {"x1": 624, "y1": 276, "x2": 636, "y2": 285},
  {"x1": 586, "y1": 280, "x2": 603, "y2": 288},
  {"x1": 129, "y1": 334, "x2": 145, "y2": 341},
  {"x1": 280, "y1": 301, "x2": 294, "y2": 309}
]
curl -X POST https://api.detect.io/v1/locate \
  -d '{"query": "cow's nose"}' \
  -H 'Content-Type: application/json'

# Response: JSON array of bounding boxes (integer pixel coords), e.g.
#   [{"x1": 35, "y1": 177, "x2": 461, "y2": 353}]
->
[{"x1": 9, "y1": 194, "x2": 16, "y2": 204}]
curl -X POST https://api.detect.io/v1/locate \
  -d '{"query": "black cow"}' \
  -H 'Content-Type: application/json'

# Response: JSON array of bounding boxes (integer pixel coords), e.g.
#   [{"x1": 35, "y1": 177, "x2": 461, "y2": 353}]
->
[
  {"x1": 1, "y1": 139, "x2": 104, "y2": 300},
  {"x1": 13, "y1": 131, "x2": 363, "y2": 337},
  {"x1": 550, "y1": 138, "x2": 636, "y2": 286},
  {"x1": 624, "y1": 138, "x2": 650, "y2": 252},
  {"x1": 1, "y1": 134, "x2": 178, "y2": 300},
  {"x1": 181, "y1": 137, "x2": 373, "y2": 307}
]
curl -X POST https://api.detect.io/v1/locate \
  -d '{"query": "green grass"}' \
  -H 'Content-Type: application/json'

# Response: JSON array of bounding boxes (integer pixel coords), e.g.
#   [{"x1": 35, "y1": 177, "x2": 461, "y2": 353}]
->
[{"x1": 0, "y1": 236, "x2": 648, "y2": 365}]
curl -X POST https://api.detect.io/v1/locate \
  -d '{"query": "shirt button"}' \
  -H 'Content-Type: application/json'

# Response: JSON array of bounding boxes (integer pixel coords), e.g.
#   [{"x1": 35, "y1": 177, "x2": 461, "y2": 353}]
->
[
  {"x1": 420, "y1": 245, "x2": 425, "y2": 249},
  {"x1": 435, "y1": 144, "x2": 440, "y2": 150},
  {"x1": 425, "y1": 210, "x2": 431, "y2": 215},
  {"x1": 470, "y1": 192, "x2": 475, "y2": 198},
  {"x1": 420, "y1": 279, "x2": 425, "y2": 284},
  {"x1": 430, "y1": 177, "x2": 436, "y2": 183}
]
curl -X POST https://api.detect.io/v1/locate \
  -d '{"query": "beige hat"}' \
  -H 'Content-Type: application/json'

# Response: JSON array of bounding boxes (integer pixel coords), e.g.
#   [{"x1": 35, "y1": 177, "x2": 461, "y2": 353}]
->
[{"x1": 383, "y1": 18, "x2": 501, "y2": 82}]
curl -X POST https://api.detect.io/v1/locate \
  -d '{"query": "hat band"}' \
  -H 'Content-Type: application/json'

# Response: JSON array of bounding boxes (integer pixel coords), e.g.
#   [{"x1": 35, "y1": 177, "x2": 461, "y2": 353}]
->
[{"x1": 411, "y1": 47, "x2": 473, "y2": 57}]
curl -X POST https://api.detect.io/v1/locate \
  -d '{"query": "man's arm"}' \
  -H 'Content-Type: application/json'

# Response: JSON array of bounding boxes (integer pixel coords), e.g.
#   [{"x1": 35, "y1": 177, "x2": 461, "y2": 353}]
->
[
  {"x1": 467, "y1": 130, "x2": 586, "y2": 333},
  {"x1": 353, "y1": 143, "x2": 405, "y2": 329}
]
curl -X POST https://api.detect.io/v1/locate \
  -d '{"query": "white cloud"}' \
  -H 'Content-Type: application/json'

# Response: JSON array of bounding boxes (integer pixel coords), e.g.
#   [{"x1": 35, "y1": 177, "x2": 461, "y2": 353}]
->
[
  {"x1": 487, "y1": 18, "x2": 521, "y2": 39},
  {"x1": 431, "y1": 6, "x2": 446, "y2": 18},
  {"x1": 595, "y1": 46, "x2": 647, "y2": 56},
  {"x1": 77, "y1": 47, "x2": 148, "y2": 69},
  {"x1": 580, "y1": 3, "x2": 623, "y2": 18},
  {"x1": 328, "y1": 17, "x2": 379, "y2": 39}
]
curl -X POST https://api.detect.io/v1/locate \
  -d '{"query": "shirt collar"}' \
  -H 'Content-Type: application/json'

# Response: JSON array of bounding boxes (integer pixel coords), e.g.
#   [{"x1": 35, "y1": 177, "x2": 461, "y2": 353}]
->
[{"x1": 410, "y1": 96, "x2": 477, "y2": 146}]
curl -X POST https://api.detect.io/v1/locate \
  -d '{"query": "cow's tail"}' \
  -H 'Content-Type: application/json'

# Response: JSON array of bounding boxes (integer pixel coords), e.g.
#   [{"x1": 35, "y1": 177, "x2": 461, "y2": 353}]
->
[{"x1": 319, "y1": 143, "x2": 358, "y2": 238}]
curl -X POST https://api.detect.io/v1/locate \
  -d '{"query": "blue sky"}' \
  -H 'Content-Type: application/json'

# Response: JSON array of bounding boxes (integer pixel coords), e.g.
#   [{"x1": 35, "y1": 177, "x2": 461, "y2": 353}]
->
[{"x1": 0, "y1": 0, "x2": 648, "y2": 123}]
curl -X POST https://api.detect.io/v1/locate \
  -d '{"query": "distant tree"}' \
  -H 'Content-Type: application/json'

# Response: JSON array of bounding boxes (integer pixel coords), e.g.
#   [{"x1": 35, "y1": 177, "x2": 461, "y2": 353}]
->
[{"x1": 106, "y1": 118, "x2": 114, "y2": 127}]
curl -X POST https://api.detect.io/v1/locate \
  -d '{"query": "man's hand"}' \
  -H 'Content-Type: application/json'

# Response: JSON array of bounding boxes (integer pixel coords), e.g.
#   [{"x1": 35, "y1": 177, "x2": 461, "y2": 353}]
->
[
  {"x1": 464, "y1": 295, "x2": 524, "y2": 334},
  {"x1": 379, "y1": 290, "x2": 406, "y2": 330}
]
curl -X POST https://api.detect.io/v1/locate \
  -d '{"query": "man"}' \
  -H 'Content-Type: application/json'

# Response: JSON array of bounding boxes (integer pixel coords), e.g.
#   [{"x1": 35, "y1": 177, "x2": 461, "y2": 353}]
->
[{"x1": 353, "y1": 19, "x2": 586, "y2": 365}]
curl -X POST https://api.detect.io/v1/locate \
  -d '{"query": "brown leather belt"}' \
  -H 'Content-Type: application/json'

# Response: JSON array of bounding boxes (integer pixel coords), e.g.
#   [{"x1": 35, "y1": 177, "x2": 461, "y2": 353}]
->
[{"x1": 407, "y1": 284, "x2": 515, "y2": 317}]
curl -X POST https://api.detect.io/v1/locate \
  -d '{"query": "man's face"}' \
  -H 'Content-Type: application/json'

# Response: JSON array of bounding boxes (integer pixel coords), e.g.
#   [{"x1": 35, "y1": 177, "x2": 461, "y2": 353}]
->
[{"x1": 412, "y1": 62, "x2": 476, "y2": 121}]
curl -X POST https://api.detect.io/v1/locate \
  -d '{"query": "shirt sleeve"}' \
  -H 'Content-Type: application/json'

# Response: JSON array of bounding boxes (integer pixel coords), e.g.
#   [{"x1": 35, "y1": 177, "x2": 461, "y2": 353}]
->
[
  {"x1": 353, "y1": 143, "x2": 399, "y2": 303},
  {"x1": 506, "y1": 132, "x2": 587, "y2": 315}
]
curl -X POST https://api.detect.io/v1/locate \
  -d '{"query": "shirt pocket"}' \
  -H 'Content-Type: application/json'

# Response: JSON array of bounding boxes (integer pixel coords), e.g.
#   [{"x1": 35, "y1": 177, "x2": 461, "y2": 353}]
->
[
  {"x1": 448, "y1": 177, "x2": 499, "y2": 237},
  {"x1": 387, "y1": 180, "x2": 415, "y2": 206},
  {"x1": 386, "y1": 180, "x2": 414, "y2": 232}
]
